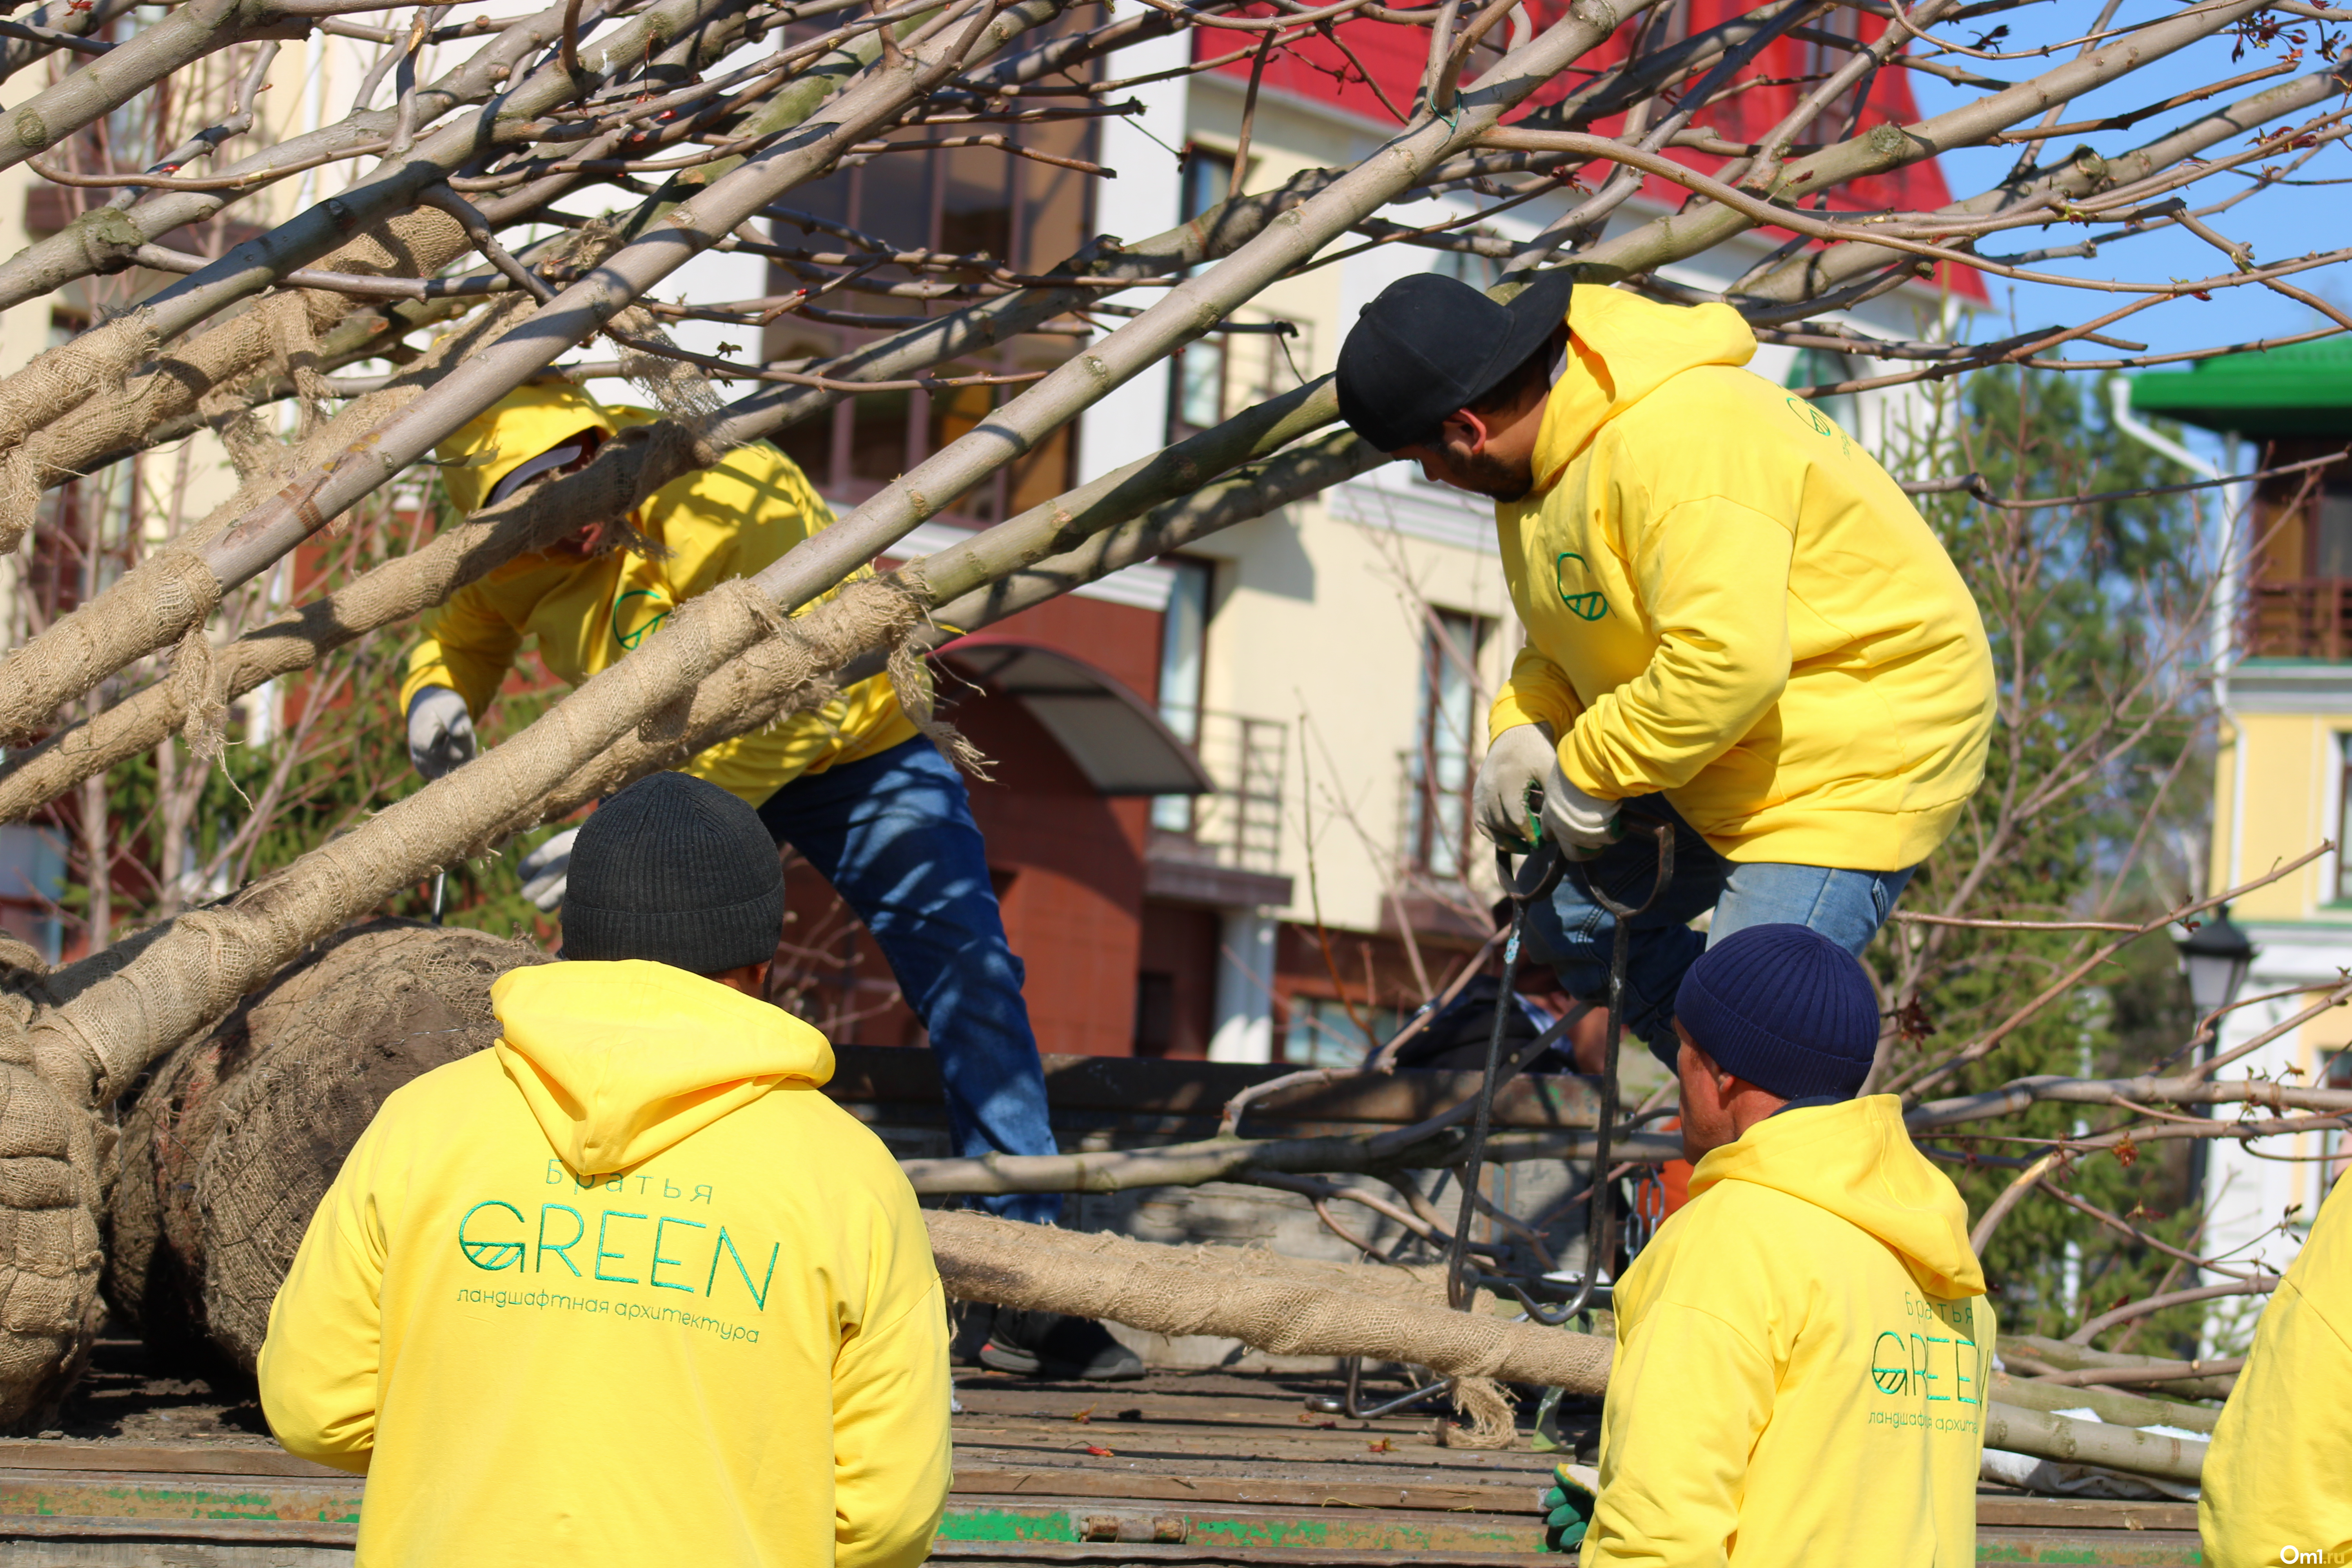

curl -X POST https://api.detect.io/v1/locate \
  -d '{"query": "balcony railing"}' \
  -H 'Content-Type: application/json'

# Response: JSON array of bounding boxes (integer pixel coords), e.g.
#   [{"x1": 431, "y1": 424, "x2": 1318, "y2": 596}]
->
[
  {"x1": 1152, "y1": 711, "x2": 1287, "y2": 877},
  {"x1": 2246, "y1": 579, "x2": 2352, "y2": 661}
]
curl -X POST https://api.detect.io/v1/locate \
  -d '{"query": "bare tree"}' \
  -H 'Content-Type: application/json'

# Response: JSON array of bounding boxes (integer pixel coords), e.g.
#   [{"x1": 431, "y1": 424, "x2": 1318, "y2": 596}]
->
[{"x1": 0, "y1": 0, "x2": 2334, "y2": 1455}]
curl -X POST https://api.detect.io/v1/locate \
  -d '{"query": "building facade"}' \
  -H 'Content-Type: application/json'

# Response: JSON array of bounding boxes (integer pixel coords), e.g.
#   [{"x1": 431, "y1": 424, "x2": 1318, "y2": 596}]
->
[
  {"x1": 0, "y1": 4, "x2": 1986, "y2": 1057},
  {"x1": 2133, "y1": 343, "x2": 2352, "y2": 1311},
  {"x1": 685, "y1": 0, "x2": 1989, "y2": 1063}
]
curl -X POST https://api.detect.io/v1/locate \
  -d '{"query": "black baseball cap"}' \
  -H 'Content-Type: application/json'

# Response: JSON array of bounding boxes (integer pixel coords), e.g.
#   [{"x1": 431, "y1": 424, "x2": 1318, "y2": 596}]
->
[{"x1": 1335, "y1": 268, "x2": 1576, "y2": 453}]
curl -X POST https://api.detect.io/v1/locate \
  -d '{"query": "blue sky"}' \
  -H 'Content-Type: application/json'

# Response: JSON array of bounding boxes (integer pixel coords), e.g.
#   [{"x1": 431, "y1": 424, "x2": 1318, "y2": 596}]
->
[{"x1": 1905, "y1": 0, "x2": 2350, "y2": 455}]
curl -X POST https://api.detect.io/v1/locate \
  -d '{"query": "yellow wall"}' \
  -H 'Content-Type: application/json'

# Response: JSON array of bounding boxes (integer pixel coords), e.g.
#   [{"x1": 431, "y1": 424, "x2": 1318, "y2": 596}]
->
[{"x1": 2223, "y1": 710, "x2": 2352, "y2": 920}]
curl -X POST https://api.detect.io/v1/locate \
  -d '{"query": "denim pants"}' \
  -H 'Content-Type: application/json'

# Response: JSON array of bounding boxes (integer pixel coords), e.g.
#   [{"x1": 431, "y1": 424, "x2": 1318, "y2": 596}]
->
[
  {"x1": 1518, "y1": 795, "x2": 1913, "y2": 1074},
  {"x1": 757, "y1": 737, "x2": 1060, "y2": 1225}
]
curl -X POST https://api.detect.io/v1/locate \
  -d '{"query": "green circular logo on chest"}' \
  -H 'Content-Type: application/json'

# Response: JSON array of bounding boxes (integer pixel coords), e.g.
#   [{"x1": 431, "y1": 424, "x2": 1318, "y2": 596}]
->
[
  {"x1": 1554, "y1": 552, "x2": 1608, "y2": 622},
  {"x1": 613, "y1": 587, "x2": 674, "y2": 650}
]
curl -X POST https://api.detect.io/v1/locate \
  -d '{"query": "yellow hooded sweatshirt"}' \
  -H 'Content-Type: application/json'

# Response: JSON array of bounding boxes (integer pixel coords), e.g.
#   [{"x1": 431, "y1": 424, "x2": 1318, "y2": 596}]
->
[
  {"x1": 1581, "y1": 1095, "x2": 1994, "y2": 1568},
  {"x1": 257, "y1": 961, "x2": 951, "y2": 1568},
  {"x1": 1488, "y1": 287, "x2": 1996, "y2": 871},
  {"x1": 2200, "y1": 1168, "x2": 2352, "y2": 1565},
  {"x1": 399, "y1": 384, "x2": 915, "y2": 806}
]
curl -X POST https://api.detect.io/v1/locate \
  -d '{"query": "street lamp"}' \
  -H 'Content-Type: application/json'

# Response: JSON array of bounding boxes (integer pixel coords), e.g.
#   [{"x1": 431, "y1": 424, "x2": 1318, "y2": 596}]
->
[
  {"x1": 2177, "y1": 904, "x2": 2256, "y2": 1019},
  {"x1": 2176, "y1": 906, "x2": 2257, "y2": 1233}
]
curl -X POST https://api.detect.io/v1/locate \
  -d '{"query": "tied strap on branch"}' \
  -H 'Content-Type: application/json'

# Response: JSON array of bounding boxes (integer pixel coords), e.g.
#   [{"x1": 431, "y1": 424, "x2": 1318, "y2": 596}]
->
[
  {"x1": 168, "y1": 619, "x2": 230, "y2": 765},
  {"x1": 511, "y1": 570, "x2": 942, "y2": 832},
  {"x1": 651, "y1": 572, "x2": 984, "y2": 774},
  {"x1": 878, "y1": 564, "x2": 987, "y2": 779}
]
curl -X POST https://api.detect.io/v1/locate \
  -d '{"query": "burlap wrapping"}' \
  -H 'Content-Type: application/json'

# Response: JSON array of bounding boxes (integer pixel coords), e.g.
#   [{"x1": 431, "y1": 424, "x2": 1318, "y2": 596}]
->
[
  {"x1": 167, "y1": 278, "x2": 544, "y2": 555},
  {"x1": 32, "y1": 557, "x2": 796, "y2": 1108},
  {"x1": 0, "y1": 284, "x2": 546, "y2": 773},
  {"x1": 3, "y1": 208, "x2": 473, "y2": 531},
  {"x1": 608, "y1": 304, "x2": 726, "y2": 443},
  {"x1": 0, "y1": 308, "x2": 159, "y2": 552},
  {"x1": 0, "y1": 946, "x2": 119, "y2": 1430},
  {"x1": 528, "y1": 572, "x2": 935, "y2": 826},
  {"x1": 105, "y1": 920, "x2": 547, "y2": 1368},
  {"x1": 927, "y1": 1210, "x2": 1614, "y2": 1417},
  {"x1": 0, "y1": 548, "x2": 223, "y2": 746}
]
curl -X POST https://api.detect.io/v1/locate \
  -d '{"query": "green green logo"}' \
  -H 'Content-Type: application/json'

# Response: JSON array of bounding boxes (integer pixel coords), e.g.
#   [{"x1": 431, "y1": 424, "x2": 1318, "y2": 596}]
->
[
  {"x1": 1554, "y1": 552, "x2": 1607, "y2": 622},
  {"x1": 1787, "y1": 395, "x2": 1835, "y2": 437},
  {"x1": 613, "y1": 587, "x2": 672, "y2": 650}
]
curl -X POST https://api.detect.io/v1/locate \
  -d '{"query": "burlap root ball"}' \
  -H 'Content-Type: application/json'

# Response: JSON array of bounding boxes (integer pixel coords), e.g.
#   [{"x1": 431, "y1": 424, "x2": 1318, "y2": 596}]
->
[{"x1": 105, "y1": 919, "x2": 548, "y2": 1370}]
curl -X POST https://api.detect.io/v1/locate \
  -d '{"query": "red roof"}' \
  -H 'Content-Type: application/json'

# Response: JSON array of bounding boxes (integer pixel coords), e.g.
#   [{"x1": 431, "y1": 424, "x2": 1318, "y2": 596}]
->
[{"x1": 1207, "y1": 0, "x2": 1990, "y2": 303}]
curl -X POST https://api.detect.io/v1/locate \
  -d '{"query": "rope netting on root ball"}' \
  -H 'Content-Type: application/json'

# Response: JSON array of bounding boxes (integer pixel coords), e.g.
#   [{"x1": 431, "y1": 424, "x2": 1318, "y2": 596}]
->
[{"x1": 105, "y1": 919, "x2": 549, "y2": 1370}]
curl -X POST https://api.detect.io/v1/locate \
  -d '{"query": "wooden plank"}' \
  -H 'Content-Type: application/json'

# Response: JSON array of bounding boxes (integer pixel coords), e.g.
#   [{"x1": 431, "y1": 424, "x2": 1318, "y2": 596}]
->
[
  {"x1": 950, "y1": 1471, "x2": 1538, "y2": 1515},
  {"x1": 1973, "y1": 1528, "x2": 2202, "y2": 1566},
  {"x1": 930, "y1": 1551, "x2": 1537, "y2": 1566},
  {"x1": 0, "y1": 1442, "x2": 343, "y2": 1479},
  {"x1": 0, "y1": 1515, "x2": 356, "y2": 1547},
  {"x1": 0, "y1": 1467, "x2": 361, "y2": 1526},
  {"x1": 1975, "y1": 1498, "x2": 2198, "y2": 1532},
  {"x1": 936, "y1": 1494, "x2": 1545, "y2": 1553}
]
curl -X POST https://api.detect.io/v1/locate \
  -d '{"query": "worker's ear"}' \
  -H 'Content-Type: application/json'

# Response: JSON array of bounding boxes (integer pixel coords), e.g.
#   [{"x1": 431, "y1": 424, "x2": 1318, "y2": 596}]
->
[{"x1": 1434, "y1": 407, "x2": 1494, "y2": 458}]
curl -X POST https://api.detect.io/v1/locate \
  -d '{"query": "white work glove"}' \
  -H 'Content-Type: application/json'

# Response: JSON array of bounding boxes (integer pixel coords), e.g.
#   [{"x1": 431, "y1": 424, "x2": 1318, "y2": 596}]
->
[
  {"x1": 406, "y1": 687, "x2": 477, "y2": 781},
  {"x1": 518, "y1": 828, "x2": 578, "y2": 913},
  {"x1": 1473, "y1": 723, "x2": 1558, "y2": 849},
  {"x1": 1539, "y1": 767, "x2": 1621, "y2": 858}
]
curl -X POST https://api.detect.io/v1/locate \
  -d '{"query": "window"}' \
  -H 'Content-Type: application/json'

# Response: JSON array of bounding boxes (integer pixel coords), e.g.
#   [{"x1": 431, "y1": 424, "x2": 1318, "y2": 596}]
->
[
  {"x1": 1169, "y1": 339, "x2": 1228, "y2": 440},
  {"x1": 2314, "y1": 485, "x2": 2352, "y2": 577},
  {"x1": 1181, "y1": 146, "x2": 1236, "y2": 223},
  {"x1": 2339, "y1": 734, "x2": 2352, "y2": 902},
  {"x1": 1134, "y1": 971, "x2": 1176, "y2": 1056},
  {"x1": 1167, "y1": 149, "x2": 1239, "y2": 443},
  {"x1": 1286, "y1": 996, "x2": 1406, "y2": 1067},
  {"x1": 1151, "y1": 558, "x2": 1215, "y2": 833},
  {"x1": 1408, "y1": 610, "x2": 1487, "y2": 879},
  {"x1": 760, "y1": 107, "x2": 1089, "y2": 516}
]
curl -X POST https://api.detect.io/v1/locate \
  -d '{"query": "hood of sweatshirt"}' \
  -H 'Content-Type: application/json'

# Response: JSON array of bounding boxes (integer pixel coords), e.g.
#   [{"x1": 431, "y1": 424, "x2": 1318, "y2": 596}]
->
[
  {"x1": 1687, "y1": 1094, "x2": 1985, "y2": 1300},
  {"x1": 1528, "y1": 285, "x2": 1757, "y2": 494},
  {"x1": 490, "y1": 960, "x2": 834, "y2": 1176}
]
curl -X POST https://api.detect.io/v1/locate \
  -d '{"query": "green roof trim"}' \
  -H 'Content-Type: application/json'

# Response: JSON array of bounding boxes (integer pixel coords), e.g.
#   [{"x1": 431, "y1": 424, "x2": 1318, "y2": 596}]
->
[{"x1": 2129, "y1": 337, "x2": 2352, "y2": 436}]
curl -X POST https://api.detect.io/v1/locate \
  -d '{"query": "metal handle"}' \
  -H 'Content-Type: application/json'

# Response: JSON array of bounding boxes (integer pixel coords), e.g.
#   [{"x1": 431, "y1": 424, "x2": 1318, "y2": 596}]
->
[
  {"x1": 1440, "y1": 837, "x2": 1564, "y2": 1310},
  {"x1": 1528, "y1": 811, "x2": 1674, "y2": 1325}
]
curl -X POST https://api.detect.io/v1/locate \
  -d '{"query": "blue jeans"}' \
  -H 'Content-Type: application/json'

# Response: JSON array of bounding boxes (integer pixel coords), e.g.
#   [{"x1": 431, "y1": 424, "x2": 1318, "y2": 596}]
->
[
  {"x1": 757, "y1": 737, "x2": 1060, "y2": 1225},
  {"x1": 1518, "y1": 796, "x2": 1913, "y2": 1073}
]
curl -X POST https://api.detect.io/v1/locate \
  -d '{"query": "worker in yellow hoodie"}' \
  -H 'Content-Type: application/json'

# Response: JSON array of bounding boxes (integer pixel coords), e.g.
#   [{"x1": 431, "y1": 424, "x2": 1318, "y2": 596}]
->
[
  {"x1": 1567, "y1": 923, "x2": 1993, "y2": 1566},
  {"x1": 2200, "y1": 1162, "x2": 2352, "y2": 1565},
  {"x1": 258, "y1": 770, "x2": 950, "y2": 1567},
  {"x1": 401, "y1": 383, "x2": 1137, "y2": 1379},
  {"x1": 1335, "y1": 274, "x2": 1994, "y2": 1070}
]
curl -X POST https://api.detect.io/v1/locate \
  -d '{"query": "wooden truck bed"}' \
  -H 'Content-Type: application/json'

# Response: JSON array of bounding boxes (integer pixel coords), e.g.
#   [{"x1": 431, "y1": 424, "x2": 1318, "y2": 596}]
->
[{"x1": 0, "y1": 1347, "x2": 2201, "y2": 1565}]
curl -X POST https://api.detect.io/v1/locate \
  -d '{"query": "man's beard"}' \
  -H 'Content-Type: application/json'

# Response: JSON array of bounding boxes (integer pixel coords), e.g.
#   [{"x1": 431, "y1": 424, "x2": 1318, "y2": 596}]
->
[{"x1": 1448, "y1": 449, "x2": 1534, "y2": 502}]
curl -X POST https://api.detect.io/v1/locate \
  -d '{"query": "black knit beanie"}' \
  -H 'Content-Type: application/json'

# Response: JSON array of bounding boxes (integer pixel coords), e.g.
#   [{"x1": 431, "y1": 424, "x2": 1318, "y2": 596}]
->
[
  {"x1": 560, "y1": 771, "x2": 783, "y2": 974},
  {"x1": 1674, "y1": 924, "x2": 1880, "y2": 1101}
]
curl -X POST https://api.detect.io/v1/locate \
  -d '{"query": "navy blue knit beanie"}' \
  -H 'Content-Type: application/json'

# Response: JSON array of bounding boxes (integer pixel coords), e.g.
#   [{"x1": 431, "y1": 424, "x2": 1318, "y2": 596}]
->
[
  {"x1": 561, "y1": 771, "x2": 783, "y2": 975},
  {"x1": 1674, "y1": 924, "x2": 1880, "y2": 1100}
]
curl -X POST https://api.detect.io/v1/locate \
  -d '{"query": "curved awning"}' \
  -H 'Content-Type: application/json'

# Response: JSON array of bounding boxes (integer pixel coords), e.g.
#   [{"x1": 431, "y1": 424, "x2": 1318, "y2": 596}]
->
[{"x1": 941, "y1": 638, "x2": 1214, "y2": 797}]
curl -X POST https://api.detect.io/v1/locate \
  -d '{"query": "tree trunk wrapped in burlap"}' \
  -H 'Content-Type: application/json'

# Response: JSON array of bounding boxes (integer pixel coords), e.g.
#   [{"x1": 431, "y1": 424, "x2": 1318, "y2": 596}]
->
[
  {"x1": 927, "y1": 1210, "x2": 1613, "y2": 1445},
  {"x1": 0, "y1": 936, "x2": 119, "y2": 1428},
  {"x1": 106, "y1": 920, "x2": 547, "y2": 1370}
]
